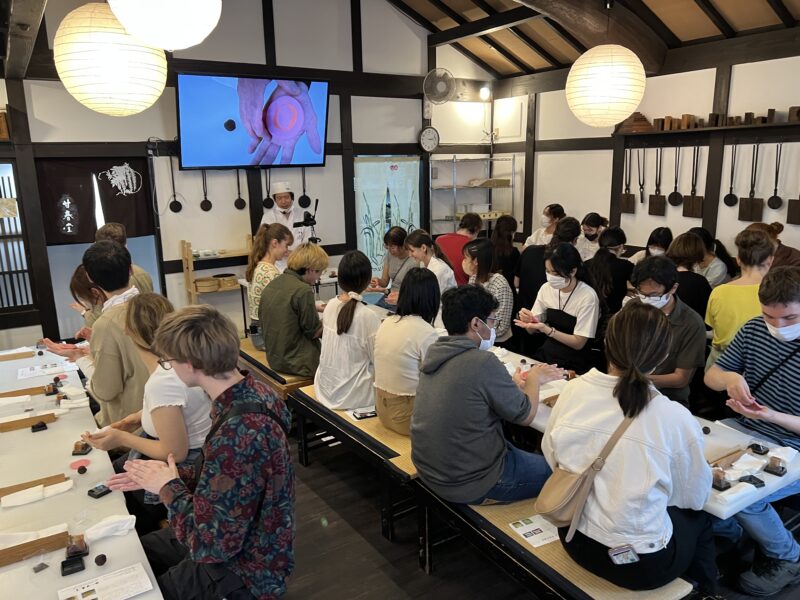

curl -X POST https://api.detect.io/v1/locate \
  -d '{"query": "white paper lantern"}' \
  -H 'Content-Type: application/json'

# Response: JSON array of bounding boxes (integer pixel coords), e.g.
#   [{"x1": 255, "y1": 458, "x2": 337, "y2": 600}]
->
[
  {"x1": 54, "y1": 3, "x2": 167, "y2": 117},
  {"x1": 565, "y1": 44, "x2": 646, "y2": 128},
  {"x1": 109, "y1": 0, "x2": 222, "y2": 51}
]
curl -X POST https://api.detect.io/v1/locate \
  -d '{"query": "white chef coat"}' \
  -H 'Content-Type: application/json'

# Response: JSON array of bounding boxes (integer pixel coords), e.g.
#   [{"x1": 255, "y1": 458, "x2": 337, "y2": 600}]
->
[{"x1": 260, "y1": 204, "x2": 312, "y2": 271}]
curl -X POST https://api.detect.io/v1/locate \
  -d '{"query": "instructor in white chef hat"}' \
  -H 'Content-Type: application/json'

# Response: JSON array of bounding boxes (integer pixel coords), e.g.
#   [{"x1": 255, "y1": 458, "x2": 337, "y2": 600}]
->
[{"x1": 260, "y1": 181, "x2": 312, "y2": 271}]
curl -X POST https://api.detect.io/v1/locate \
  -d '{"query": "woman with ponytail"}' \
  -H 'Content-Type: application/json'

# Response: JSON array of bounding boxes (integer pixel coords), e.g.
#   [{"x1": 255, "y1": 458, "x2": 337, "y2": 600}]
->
[
  {"x1": 689, "y1": 226, "x2": 738, "y2": 287},
  {"x1": 542, "y1": 303, "x2": 717, "y2": 595},
  {"x1": 585, "y1": 226, "x2": 634, "y2": 316},
  {"x1": 246, "y1": 223, "x2": 293, "y2": 347},
  {"x1": 405, "y1": 229, "x2": 456, "y2": 296},
  {"x1": 315, "y1": 250, "x2": 382, "y2": 410}
]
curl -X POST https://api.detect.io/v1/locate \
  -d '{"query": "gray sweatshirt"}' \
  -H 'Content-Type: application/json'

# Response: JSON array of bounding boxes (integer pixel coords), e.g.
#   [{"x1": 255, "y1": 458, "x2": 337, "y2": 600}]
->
[{"x1": 410, "y1": 336, "x2": 531, "y2": 503}]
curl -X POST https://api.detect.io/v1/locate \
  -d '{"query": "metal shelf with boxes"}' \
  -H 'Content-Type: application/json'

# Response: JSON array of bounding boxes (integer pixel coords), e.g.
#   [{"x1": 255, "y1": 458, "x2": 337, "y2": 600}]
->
[
  {"x1": 180, "y1": 235, "x2": 253, "y2": 305},
  {"x1": 428, "y1": 156, "x2": 516, "y2": 235}
]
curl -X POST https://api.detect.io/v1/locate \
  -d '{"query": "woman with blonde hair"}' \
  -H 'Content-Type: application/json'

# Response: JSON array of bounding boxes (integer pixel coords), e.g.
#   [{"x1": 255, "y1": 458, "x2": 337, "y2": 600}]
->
[
  {"x1": 260, "y1": 242, "x2": 329, "y2": 376},
  {"x1": 246, "y1": 223, "x2": 293, "y2": 348},
  {"x1": 82, "y1": 292, "x2": 211, "y2": 535}
]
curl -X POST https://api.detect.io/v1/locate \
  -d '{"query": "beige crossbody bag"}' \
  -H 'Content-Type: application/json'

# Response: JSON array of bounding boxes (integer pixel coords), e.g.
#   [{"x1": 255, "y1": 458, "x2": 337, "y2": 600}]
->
[{"x1": 534, "y1": 416, "x2": 634, "y2": 542}]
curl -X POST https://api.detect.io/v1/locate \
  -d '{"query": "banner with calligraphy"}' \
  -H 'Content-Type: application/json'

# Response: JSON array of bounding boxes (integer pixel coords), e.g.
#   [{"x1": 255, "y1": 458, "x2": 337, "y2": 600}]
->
[{"x1": 36, "y1": 158, "x2": 154, "y2": 245}]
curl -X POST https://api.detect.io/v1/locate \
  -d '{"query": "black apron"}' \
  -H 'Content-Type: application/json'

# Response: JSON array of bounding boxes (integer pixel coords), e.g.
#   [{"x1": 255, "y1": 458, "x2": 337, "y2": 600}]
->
[{"x1": 534, "y1": 287, "x2": 592, "y2": 374}]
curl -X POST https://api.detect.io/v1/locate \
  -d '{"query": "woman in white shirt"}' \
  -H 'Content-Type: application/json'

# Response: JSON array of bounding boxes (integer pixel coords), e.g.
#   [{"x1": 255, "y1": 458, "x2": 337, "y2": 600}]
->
[
  {"x1": 462, "y1": 238, "x2": 514, "y2": 344},
  {"x1": 315, "y1": 250, "x2": 382, "y2": 410},
  {"x1": 374, "y1": 268, "x2": 440, "y2": 435},
  {"x1": 689, "y1": 227, "x2": 738, "y2": 287},
  {"x1": 576, "y1": 212, "x2": 608, "y2": 261},
  {"x1": 405, "y1": 229, "x2": 457, "y2": 296},
  {"x1": 514, "y1": 243, "x2": 600, "y2": 374},
  {"x1": 542, "y1": 302, "x2": 716, "y2": 594},
  {"x1": 524, "y1": 203, "x2": 565, "y2": 247},
  {"x1": 83, "y1": 293, "x2": 211, "y2": 535}
]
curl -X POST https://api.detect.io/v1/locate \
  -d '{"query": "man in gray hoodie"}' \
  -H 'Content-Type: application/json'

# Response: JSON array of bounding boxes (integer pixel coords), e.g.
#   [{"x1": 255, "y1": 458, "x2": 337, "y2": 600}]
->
[{"x1": 411, "y1": 285, "x2": 565, "y2": 505}]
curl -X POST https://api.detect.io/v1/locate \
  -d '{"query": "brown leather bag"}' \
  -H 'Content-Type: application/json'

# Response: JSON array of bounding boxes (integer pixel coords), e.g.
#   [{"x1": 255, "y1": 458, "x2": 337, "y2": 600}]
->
[{"x1": 535, "y1": 417, "x2": 634, "y2": 542}]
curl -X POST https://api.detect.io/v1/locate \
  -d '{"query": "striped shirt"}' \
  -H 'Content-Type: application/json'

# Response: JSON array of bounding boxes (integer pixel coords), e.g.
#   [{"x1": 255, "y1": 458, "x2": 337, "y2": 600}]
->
[{"x1": 716, "y1": 317, "x2": 800, "y2": 450}]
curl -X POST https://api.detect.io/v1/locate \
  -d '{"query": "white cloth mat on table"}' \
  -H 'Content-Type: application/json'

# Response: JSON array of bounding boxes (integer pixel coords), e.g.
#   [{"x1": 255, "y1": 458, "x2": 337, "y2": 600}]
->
[
  {"x1": 0, "y1": 479, "x2": 74, "y2": 508},
  {"x1": 716, "y1": 482, "x2": 754, "y2": 505},
  {"x1": 0, "y1": 523, "x2": 68, "y2": 551}
]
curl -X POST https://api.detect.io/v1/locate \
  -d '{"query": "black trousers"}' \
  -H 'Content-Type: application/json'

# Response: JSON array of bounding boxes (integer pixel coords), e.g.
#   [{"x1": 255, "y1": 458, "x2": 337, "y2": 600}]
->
[
  {"x1": 141, "y1": 527, "x2": 254, "y2": 600},
  {"x1": 560, "y1": 506, "x2": 718, "y2": 593}
]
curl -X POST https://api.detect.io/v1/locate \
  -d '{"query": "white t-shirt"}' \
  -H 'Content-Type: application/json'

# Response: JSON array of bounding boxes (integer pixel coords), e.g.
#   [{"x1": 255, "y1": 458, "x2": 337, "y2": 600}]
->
[
  {"x1": 694, "y1": 257, "x2": 730, "y2": 288},
  {"x1": 542, "y1": 369, "x2": 711, "y2": 554},
  {"x1": 532, "y1": 280, "x2": 599, "y2": 339},
  {"x1": 425, "y1": 256, "x2": 457, "y2": 295},
  {"x1": 576, "y1": 235, "x2": 600, "y2": 261},
  {"x1": 141, "y1": 367, "x2": 212, "y2": 450},
  {"x1": 314, "y1": 297, "x2": 382, "y2": 410},
  {"x1": 524, "y1": 228, "x2": 551, "y2": 247},
  {"x1": 374, "y1": 315, "x2": 439, "y2": 396}
]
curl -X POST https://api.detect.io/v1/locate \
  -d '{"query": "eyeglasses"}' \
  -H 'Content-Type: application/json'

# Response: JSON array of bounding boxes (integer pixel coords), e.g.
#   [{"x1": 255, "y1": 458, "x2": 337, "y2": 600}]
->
[
  {"x1": 485, "y1": 316, "x2": 499, "y2": 325},
  {"x1": 634, "y1": 288, "x2": 667, "y2": 299},
  {"x1": 157, "y1": 358, "x2": 174, "y2": 370}
]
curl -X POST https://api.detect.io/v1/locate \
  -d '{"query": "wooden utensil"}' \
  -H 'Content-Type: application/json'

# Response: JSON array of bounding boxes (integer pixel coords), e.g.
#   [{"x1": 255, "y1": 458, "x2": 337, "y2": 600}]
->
[
  {"x1": 0, "y1": 384, "x2": 49, "y2": 399},
  {"x1": 620, "y1": 149, "x2": 636, "y2": 214},
  {"x1": 767, "y1": 143, "x2": 784, "y2": 210},
  {"x1": 0, "y1": 530, "x2": 70, "y2": 568},
  {"x1": 649, "y1": 147, "x2": 666, "y2": 216},
  {"x1": 0, "y1": 350, "x2": 36, "y2": 362},
  {"x1": 200, "y1": 170, "x2": 212, "y2": 212},
  {"x1": 723, "y1": 144, "x2": 738, "y2": 207},
  {"x1": 0, "y1": 473, "x2": 68, "y2": 498},
  {"x1": 683, "y1": 146, "x2": 704, "y2": 218},
  {"x1": 636, "y1": 149, "x2": 646, "y2": 204},
  {"x1": 740, "y1": 144, "x2": 764, "y2": 222},
  {"x1": 708, "y1": 446, "x2": 746, "y2": 469},
  {"x1": 667, "y1": 147, "x2": 683, "y2": 206},
  {"x1": 0, "y1": 412, "x2": 58, "y2": 433}
]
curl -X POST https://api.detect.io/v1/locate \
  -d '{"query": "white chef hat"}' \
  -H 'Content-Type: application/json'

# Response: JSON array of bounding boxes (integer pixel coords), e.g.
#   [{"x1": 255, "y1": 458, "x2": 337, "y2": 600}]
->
[{"x1": 272, "y1": 181, "x2": 293, "y2": 196}]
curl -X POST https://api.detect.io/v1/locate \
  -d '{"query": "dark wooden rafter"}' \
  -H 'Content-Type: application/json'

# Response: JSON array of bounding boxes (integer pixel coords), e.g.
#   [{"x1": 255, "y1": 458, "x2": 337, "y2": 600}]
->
[
  {"x1": 426, "y1": 0, "x2": 535, "y2": 73},
  {"x1": 542, "y1": 17, "x2": 586, "y2": 54},
  {"x1": 5, "y1": 0, "x2": 47, "y2": 78},
  {"x1": 468, "y1": 1, "x2": 563, "y2": 68},
  {"x1": 261, "y1": 0, "x2": 276, "y2": 65},
  {"x1": 616, "y1": 0, "x2": 682, "y2": 49},
  {"x1": 693, "y1": 0, "x2": 736, "y2": 38},
  {"x1": 766, "y1": 0, "x2": 797, "y2": 28},
  {"x1": 384, "y1": 0, "x2": 502, "y2": 78}
]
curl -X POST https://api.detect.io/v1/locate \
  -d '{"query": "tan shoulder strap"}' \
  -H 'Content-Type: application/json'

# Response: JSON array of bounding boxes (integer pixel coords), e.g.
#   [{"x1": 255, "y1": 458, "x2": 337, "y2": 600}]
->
[{"x1": 565, "y1": 416, "x2": 634, "y2": 542}]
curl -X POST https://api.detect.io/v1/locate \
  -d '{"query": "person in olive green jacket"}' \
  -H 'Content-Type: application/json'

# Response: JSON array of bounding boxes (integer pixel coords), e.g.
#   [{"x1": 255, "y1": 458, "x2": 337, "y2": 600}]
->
[{"x1": 259, "y1": 243, "x2": 329, "y2": 377}]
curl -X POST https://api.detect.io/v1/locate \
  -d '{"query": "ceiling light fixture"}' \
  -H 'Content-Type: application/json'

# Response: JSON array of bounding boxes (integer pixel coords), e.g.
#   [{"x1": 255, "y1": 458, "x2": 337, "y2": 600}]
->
[{"x1": 108, "y1": 0, "x2": 222, "y2": 51}]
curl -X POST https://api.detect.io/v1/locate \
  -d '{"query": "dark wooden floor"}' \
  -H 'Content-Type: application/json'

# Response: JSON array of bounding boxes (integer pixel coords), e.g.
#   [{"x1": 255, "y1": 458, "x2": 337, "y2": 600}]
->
[{"x1": 284, "y1": 441, "x2": 799, "y2": 600}]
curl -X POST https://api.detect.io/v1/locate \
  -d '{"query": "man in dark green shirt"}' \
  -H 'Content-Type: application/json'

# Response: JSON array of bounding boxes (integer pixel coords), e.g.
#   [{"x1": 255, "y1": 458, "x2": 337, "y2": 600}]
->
[{"x1": 259, "y1": 243, "x2": 328, "y2": 377}]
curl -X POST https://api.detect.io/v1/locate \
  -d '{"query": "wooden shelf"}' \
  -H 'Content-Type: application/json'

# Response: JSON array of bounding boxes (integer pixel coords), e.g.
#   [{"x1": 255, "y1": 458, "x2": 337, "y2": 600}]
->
[
  {"x1": 181, "y1": 236, "x2": 252, "y2": 305},
  {"x1": 191, "y1": 249, "x2": 251, "y2": 260}
]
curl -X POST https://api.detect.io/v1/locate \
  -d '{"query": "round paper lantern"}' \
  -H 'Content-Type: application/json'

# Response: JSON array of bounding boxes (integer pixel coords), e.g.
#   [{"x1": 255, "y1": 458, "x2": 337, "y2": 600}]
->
[
  {"x1": 109, "y1": 0, "x2": 222, "y2": 51},
  {"x1": 54, "y1": 3, "x2": 167, "y2": 117},
  {"x1": 565, "y1": 44, "x2": 646, "y2": 128}
]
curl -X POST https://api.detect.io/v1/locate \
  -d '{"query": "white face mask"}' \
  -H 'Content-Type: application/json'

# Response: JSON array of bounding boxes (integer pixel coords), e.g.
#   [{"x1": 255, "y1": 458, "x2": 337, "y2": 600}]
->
[
  {"x1": 547, "y1": 273, "x2": 570, "y2": 290},
  {"x1": 648, "y1": 247, "x2": 665, "y2": 256},
  {"x1": 638, "y1": 293, "x2": 671, "y2": 310},
  {"x1": 477, "y1": 319, "x2": 496, "y2": 351},
  {"x1": 766, "y1": 321, "x2": 800, "y2": 342},
  {"x1": 541, "y1": 216, "x2": 552, "y2": 227}
]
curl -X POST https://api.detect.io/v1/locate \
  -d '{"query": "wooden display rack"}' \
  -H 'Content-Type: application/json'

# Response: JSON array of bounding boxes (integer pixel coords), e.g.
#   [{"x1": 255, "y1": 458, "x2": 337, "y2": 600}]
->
[{"x1": 180, "y1": 235, "x2": 252, "y2": 304}]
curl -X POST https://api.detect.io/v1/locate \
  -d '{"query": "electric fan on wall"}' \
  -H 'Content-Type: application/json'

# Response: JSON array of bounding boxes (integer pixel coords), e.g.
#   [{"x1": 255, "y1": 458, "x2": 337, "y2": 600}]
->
[{"x1": 423, "y1": 68, "x2": 457, "y2": 105}]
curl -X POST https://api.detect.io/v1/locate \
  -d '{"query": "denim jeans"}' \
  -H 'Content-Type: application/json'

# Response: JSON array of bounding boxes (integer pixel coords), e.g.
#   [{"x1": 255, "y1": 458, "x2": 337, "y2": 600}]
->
[
  {"x1": 711, "y1": 419, "x2": 800, "y2": 561},
  {"x1": 470, "y1": 443, "x2": 552, "y2": 505}
]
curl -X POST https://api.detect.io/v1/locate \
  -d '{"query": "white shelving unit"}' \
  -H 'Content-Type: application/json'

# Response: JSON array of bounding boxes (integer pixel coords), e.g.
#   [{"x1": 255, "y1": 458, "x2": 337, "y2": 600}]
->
[{"x1": 429, "y1": 156, "x2": 516, "y2": 235}]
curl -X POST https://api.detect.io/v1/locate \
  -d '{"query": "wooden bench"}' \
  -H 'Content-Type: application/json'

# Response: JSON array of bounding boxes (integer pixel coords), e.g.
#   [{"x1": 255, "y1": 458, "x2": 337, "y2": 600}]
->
[
  {"x1": 289, "y1": 385, "x2": 416, "y2": 540},
  {"x1": 416, "y1": 490, "x2": 693, "y2": 600},
  {"x1": 238, "y1": 338, "x2": 313, "y2": 401}
]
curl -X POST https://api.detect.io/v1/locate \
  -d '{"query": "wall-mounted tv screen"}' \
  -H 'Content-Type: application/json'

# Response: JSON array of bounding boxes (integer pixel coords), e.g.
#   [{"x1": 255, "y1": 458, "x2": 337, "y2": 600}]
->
[{"x1": 177, "y1": 73, "x2": 330, "y2": 170}]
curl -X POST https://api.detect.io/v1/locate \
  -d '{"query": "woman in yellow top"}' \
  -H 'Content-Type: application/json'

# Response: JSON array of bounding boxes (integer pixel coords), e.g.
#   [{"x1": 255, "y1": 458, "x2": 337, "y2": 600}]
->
[{"x1": 705, "y1": 229, "x2": 774, "y2": 369}]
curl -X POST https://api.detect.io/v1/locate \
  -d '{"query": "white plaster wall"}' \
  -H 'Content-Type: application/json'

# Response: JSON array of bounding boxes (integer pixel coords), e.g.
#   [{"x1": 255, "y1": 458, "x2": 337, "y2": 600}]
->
[
  {"x1": 493, "y1": 96, "x2": 527, "y2": 143},
  {"x1": 636, "y1": 69, "x2": 716, "y2": 123},
  {"x1": 619, "y1": 146, "x2": 710, "y2": 247},
  {"x1": 274, "y1": 0, "x2": 352, "y2": 71},
  {"x1": 351, "y1": 97, "x2": 421, "y2": 143},
  {"x1": 327, "y1": 95, "x2": 342, "y2": 144},
  {"x1": 537, "y1": 89, "x2": 614, "y2": 140},
  {"x1": 173, "y1": 0, "x2": 265, "y2": 64},
  {"x1": 361, "y1": 0, "x2": 427, "y2": 76},
  {"x1": 432, "y1": 102, "x2": 491, "y2": 144},
  {"x1": 436, "y1": 46, "x2": 492, "y2": 81},
  {"x1": 25, "y1": 81, "x2": 177, "y2": 143},
  {"x1": 532, "y1": 150, "x2": 614, "y2": 231},
  {"x1": 716, "y1": 142, "x2": 800, "y2": 252},
  {"x1": 729, "y1": 56, "x2": 800, "y2": 120}
]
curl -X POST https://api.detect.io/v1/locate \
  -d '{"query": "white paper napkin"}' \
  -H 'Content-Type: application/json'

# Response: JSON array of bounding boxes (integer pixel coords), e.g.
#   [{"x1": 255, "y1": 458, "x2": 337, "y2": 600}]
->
[
  {"x1": 731, "y1": 453, "x2": 768, "y2": 475},
  {"x1": 43, "y1": 479, "x2": 74, "y2": 498},
  {"x1": 60, "y1": 385, "x2": 88, "y2": 401},
  {"x1": 0, "y1": 479, "x2": 73, "y2": 508},
  {"x1": 716, "y1": 482, "x2": 754, "y2": 504},
  {"x1": 768, "y1": 446, "x2": 798, "y2": 464},
  {"x1": 0, "y1": 395, "x2": 31, "y2": 406},
  {"x1": 0, "y1": 523, "x2": 68, "y2": 551},
  {"x1": 60, "y1": 398, "x2": 90, "y2": 409},
  {"x1": 84, "y1": 515, "x2": 136, "y2": 544}
]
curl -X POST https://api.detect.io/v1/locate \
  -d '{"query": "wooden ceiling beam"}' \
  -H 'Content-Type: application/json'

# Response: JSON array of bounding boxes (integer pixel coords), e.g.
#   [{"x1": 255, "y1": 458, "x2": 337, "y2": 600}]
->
[
  {"x1": 5, "y1": 0, "x2": 47, "y2": 79},
  {"x1": 693, "y1": 0, "x2": 736, "y2": 38},
  {"x1": 616, "y1": 0, "x2": 682, "y2": 49},
  {"x1": 766, "y1": 0, "x2": 797, "y2": 28},
  {"x1": 543, "y1": 16, "x2": 587, "y2": 54},
  {"x1": 427, "y1": 4, "x2": 538, "y2": 45},
  {"x1": 468, "y1": 1, "x2": 562, "y2": 69},
  {"x1": 385, "y1": 0, "x2": 503, "y2": 78}
]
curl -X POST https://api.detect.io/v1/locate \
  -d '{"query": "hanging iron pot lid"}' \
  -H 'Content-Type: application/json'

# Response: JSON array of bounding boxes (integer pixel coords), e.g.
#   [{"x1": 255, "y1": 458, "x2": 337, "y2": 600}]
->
[
  {"x1": 723, "y1": 145, "x2": 738, "y2": 207},
  {"x1": 298, "y1": 168, "x2": 311, "y2": 209},
  {"x1": 767, "y1": 143, "x2": 784, "y2": 210},
  {"x1": 234, "y1": 169, "x2": 246, "y2": 210},
  {"x1": 262, "y1": 170, "x2": 273, "y2": 208},
  {"x1": 200, "y1": 170, "x2": 212, "y2": 212}
]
